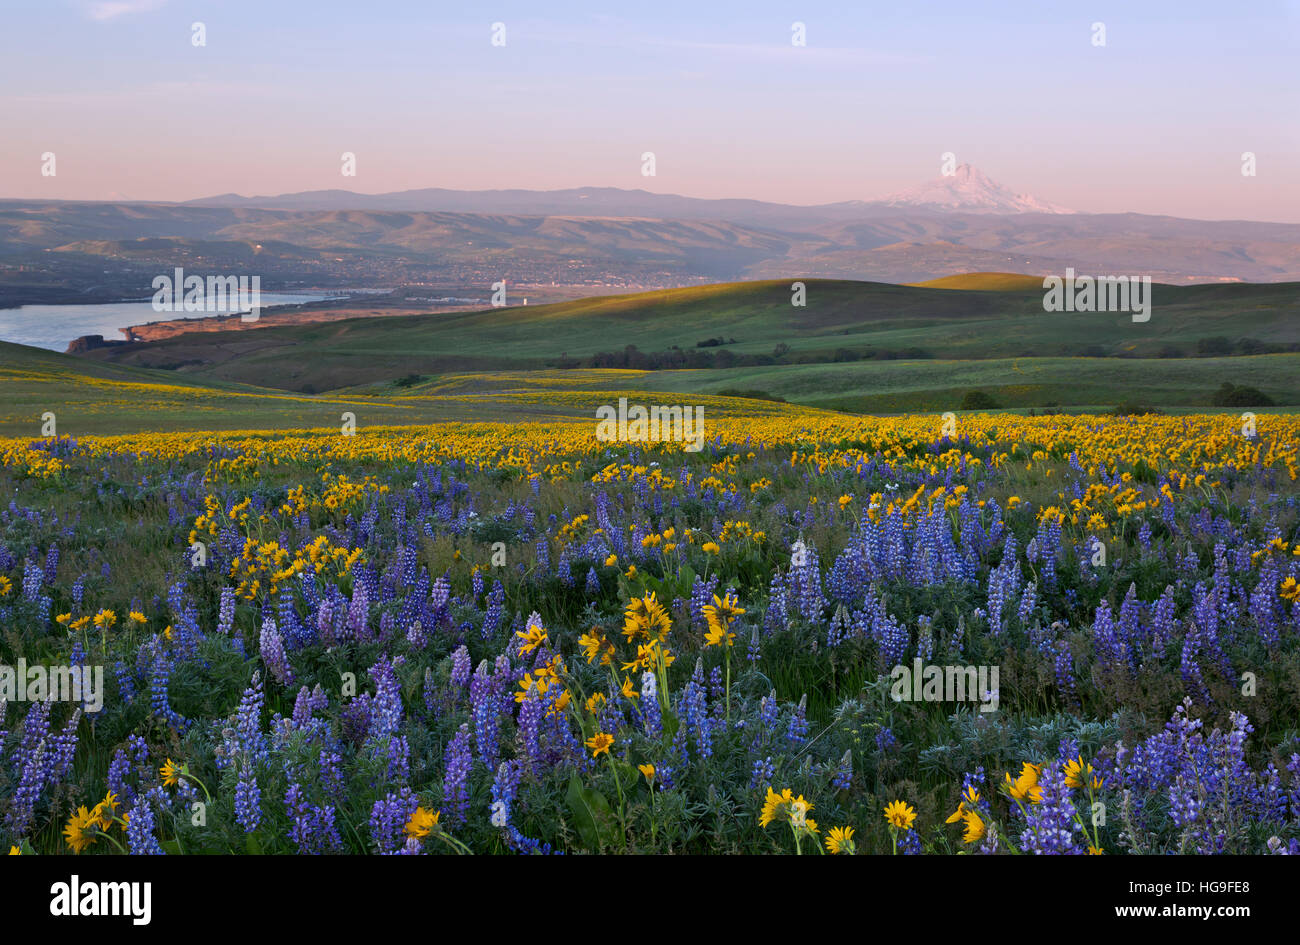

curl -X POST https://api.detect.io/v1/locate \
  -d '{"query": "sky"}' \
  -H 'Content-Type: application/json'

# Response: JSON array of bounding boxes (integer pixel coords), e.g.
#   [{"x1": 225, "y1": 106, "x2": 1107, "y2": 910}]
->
[{"x1": 1, "y1": 0, "x2": 1298, "y2": 221}]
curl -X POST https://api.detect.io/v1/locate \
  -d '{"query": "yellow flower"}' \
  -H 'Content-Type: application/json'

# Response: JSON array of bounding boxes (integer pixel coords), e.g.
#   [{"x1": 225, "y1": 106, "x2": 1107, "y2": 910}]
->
[
  {"x1": 160, "y1": 758, "x2": 181, "y2": 787},
  {"x1": 0, "y1": 576, "x2": 11, "y2": 596},
  {"x1": 638, "y1": 764, "x2": 656, "y2": 781},
  {"x1": 578, "y1": 629, "x2": 614, "y2": 667},
  {"x1": 838, "y1": 494, "x2": 853, "y2": 509},
  {"x1": 960, "y1": 808, "x2": 985, "y2": 844},
  {"x1": 620, "y1": 676, "x2": 639, "y2": 701},
  {"x1": 1088, "y1": 845, "x2": 1104, "y2": 855},
  {"x1": 586, "y1": 732, "x2": 614, "y2": 757},
  {"x1": 128, "y1": 611, "x2": 147, "y2": 624},
  {"x1": 1004, "y1": 762, "x2": 1043, "y2": 803},
  {"x1": 604, "y1": 553, "x2": 618, "y2": 567},
  {"x1": 405, "y1": 806, "x2": 440, "y2": 839},
  {"x1": 701, "y1": 542, "x2": 721, "y2": 555},
  {"x1": 760, "y1": 787, "x2": 794, "y2": 827},
  {"x1": 515, "y1": 620, "x2": 548, "y2": 655},
  {"x1": 63, "y1": 806, "x2": 96, "y2": 854},
  {"x1": 704, "y1": 624, "x2": 735, "y2": 647},
  {"x1": 883, "y1": 799, "x2": 916, "y2": 830},
  {"x1": 1062, "y1": 755, "x2": 1095, "y2": 789},
  {"x1": 92, "y1": 791, "x2": 119, "y2": 829},
  {"x1": 7, "y1": 845, "x2": 20, "y2": 855},
  {"x1": 93, "y1": 609, "x2": 117, "y2": 629},
  {"x1": 1281, "y1": 577, "x2": 1300, "y2": 602},
  {"x1": 585, "y1": 692, "x2": 607, "y2": 715},
  {"x1": 825, "y1": 825, "x2": 856, "y2": 854},
  {"x1": 624, "y1": 565, "x2": 637, "y2": 580}
]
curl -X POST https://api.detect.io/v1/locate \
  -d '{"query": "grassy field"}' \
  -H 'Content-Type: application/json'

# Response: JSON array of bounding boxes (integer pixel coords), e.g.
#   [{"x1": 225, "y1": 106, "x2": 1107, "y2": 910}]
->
[
  {"x1": 4, "y1": 343, "x2": 1297, "y2": 437},
  {"x1": 72, "y1": 278, "x2": 1300, "y2": 393},
  {"x1": 2, "y1": 276, "x2": 1295, "y2": 437},
  {"x1": 630, "y1": 354, "x2": 1300, "y2": 413}
]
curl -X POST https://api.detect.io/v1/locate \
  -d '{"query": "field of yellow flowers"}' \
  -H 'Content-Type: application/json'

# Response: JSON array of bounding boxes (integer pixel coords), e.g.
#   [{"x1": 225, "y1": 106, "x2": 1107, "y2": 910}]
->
[{"x1": 2, "y1": 410, "x2": 1299, "y2": 854}]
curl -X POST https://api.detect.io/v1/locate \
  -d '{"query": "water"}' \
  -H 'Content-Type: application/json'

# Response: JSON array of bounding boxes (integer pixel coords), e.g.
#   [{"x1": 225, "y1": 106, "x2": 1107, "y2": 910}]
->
[{"x1": 0, "y1": 293, "x2": 343, "y2": 352}]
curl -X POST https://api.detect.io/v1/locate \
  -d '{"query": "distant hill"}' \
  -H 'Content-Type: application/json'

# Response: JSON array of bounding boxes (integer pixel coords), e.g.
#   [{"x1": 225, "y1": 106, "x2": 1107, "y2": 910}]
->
[{"x1": 72, "y1": 277, "x2": 1300, "y2": 393}]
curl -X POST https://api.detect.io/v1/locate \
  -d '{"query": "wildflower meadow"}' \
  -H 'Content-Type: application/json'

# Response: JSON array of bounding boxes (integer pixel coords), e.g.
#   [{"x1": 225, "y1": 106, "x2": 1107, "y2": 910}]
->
[{"x1": 2, "y1": 411, "x2": 1298, "y2": 858}]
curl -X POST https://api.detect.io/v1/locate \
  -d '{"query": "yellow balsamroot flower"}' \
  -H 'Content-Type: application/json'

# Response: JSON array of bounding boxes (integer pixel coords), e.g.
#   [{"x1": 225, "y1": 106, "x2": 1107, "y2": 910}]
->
[
  {"x1": 586, "y1": 732, "x2": 615, "y2": 758},
  {"x1": 515, "y1": 621, "x2": 548, "y2": 655},
  {"x1": 63, "y1": 806, "x2": 96, "y2": 854},
  {"x1": 883, "y1": 800, "x2": 917, "y2": 830},
  {"x1": 405, "y1": 807, "x2": 440, "y2": 840},
  {"x1": 760, "y1": 787, "x2": 794, "y2": 827},
  {"x1": 1062, "y1": 755, "x2": 1098, "y2": 790},
  {"x1": 578, "y1": 629, "x2": 615, "y2": 667},
  {"x1": 160, "y1": 758, "x2": 181, "y2": 787},
  {"x1": 92, "y1": 791, "x2": 119, "y2": 829},
  {"x1": 128, "y1": 611, "x2": 147, "y2": 624},
  {"x1": 701, "y1": 541, "x2": 721, "y2": 555},
  {"x1": 70, "y1": 616, "x2": 91, "y2": 631},
  {"x1": 638, "y1": 764, "x2": 655, "y2": 781},
  {"x1": 624, "y1": 565, "x2": 637, "y2": 580},
  {"x1": 604, "y1": 553, "x2": 618, "y2": 567},
  {"x1": 7, "y1": 845, "x2": 19, "y2": 855},
  {"x1": 1005, "y1": 762, "x2": 1043, "y2": 803},
  {"x1": 959, "y1": 808, "x2": 985, "y2": 844},
  {"x1": 515, "y1": 666, "x2": 560, "y2": 703},
  {"x1": 838, "y1": 494, "x2": 853, "y2": 509},
  {"x1": 620, "y1": 677, "x2": 639, "y2": 701},
  {"x1": 0, "y1": 576, "x2": 10, "y2": 596},
  {"x1": 702, "y1": 592, "x2": 745, "y2": 648},
  {"x1": 1281, "y1": 577, "x2": 1300, "y2": 603},
  {"x1": 93, "y1": 609, "x2": 117, "y2": 629},
  {"x1": 585, "y1": 692, "x2": 607, "y2": 715},
  {"x1": 825, "y1": 825, "x2": 856, "y2": 854},
  {"x1": 1089, "y1": 845, "x2": 1105, "y2": 855},
  {"x1": 704, "y1": 623, "x2": 736, "y2": 647},
  {"x1": 1007, "y1": 496, "x2": 1021, "y2": 509}
]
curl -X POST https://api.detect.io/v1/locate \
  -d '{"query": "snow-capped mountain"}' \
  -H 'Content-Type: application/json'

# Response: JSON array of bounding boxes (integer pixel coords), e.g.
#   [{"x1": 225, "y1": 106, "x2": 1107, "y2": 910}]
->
[{"x1": 878, "y1": 164, "x2": 1074, "y2": 214}]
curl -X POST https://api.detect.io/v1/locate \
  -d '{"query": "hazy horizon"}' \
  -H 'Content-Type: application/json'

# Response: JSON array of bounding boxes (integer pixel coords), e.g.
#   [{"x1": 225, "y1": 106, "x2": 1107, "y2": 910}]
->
[{"x1": 2, "y1": 0, "x2": 1298, "y2": 222}]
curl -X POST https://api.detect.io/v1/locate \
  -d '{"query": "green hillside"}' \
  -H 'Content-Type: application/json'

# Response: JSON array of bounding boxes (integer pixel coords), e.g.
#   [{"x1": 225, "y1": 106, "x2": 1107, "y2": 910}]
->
[{"x1": 75, "y1": 277, "x2": 1300, "y2": 393}]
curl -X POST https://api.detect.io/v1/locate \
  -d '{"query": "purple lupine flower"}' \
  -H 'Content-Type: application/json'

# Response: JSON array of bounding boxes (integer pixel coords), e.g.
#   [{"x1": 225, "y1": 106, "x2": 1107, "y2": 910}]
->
[
  {"x1": 259, "y1": 616, "x2": 293, "y2": 686},
  {"x1": 442, "y1": 723, "x2": 473, "y2": 825},
  {"x1": 1020, "y1": 764, "x2": 1083, "y2": 854},
  {"x1": 126, "y1": 795, "x2": 165, "y2": 855}
]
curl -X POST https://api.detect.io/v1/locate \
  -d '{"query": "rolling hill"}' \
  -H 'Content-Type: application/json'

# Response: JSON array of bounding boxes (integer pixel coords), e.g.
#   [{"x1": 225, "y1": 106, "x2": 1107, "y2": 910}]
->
[{"x1": 68, "y1": 278, "x2": 1300, "y2": 399}]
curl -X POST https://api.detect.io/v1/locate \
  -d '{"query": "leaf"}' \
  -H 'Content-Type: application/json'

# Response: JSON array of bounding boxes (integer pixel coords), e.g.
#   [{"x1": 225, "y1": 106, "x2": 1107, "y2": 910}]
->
[{"x1": 566, "y1": 773, "x2": 617, "y2": 851}]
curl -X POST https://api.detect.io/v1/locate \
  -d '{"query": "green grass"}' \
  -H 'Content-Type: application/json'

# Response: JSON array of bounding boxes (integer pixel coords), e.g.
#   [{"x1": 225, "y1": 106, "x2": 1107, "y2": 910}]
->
[
  {"x1": 627, "y1": 354, "x2": 1300, "y2": 412},
  {"x1": 4, "y1": 277, "x2": 1296, "y2": 435},
  {"x1": 72, "y1": 277, "x2": 1300, "y2": 393}
]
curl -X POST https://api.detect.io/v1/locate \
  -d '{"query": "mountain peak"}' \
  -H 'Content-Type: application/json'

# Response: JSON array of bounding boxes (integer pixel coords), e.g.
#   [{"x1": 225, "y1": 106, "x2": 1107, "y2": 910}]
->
[{"x1": 880, "y1": 164, "x2": 1073, "y2": 214}]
